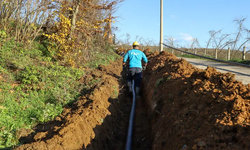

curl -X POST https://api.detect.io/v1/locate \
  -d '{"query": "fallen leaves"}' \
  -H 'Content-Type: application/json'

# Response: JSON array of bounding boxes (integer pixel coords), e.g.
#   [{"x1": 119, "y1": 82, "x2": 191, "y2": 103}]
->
[
  {"x1": 11, "y1": 83, "x2": 19, "y2": 88},
  {"x1": 0, "y1": 105, "x2": 6, "y2": 109}
]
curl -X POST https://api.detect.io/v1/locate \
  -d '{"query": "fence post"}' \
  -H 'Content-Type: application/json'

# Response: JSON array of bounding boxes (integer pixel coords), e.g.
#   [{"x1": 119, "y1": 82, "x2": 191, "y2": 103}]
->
[
  {"x1": 113, "y1": 34, "x2": 116, "y2": 44},
  {"x1": 171, "y1": 48, "x2": 174, "y2": 54},
  {"x1": 215, "y1": 49, "x2": 218, "y2": 59},
  {"x1": 242, "y1": 46, "x2": 246, "y2": 60},
  {"x1": 194, "y1": 48, "x2": 197, "y2": 54},
  {"x1": 227, "y1": 47, "x2": 230, "y2": 60}
]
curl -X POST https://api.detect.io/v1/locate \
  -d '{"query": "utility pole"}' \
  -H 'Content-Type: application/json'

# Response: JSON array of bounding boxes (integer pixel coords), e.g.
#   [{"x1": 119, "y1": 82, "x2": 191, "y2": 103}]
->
[{"x1": 160, "y1": 0, "x2": 163, "y2": 51}]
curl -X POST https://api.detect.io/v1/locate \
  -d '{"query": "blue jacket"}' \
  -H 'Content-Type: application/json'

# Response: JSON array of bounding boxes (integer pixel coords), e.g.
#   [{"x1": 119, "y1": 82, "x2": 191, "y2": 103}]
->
[{"x1": 123, "y1": 49, "x2": 148, "y2": 68}]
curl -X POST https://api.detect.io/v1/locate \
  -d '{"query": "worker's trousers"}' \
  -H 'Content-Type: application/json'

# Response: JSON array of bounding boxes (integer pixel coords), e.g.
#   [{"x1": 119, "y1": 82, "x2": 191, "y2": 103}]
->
[{"x1": 127, "y1": 67, "x2": 142, "y2": 88}]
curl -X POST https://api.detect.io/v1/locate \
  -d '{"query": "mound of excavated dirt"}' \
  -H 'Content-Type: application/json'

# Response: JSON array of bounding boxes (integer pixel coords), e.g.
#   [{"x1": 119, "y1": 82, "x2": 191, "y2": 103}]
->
[{"x1": 142, "y1": 51, "x2": 250, "y2": 150}]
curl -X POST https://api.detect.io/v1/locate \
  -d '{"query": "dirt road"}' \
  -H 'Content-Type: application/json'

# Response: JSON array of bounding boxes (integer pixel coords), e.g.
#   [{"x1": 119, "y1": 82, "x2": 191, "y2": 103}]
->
[{"x1": 179, "y1": 57, "x2": 250, "y2": 85}]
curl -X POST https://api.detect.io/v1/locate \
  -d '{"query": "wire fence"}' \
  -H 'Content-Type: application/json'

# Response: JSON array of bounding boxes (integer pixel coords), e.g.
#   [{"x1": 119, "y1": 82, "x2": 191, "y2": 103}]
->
[
  {"x1": 164, "y1": 46, "x2": 250, "y2": 61},
  {"x1": 163, "y1": 43, "x2": 250, "y2": 69}
]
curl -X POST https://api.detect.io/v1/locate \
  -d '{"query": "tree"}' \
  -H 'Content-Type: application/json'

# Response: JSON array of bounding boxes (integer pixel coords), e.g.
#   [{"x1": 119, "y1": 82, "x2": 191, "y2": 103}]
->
[
  {"x1": 0, "y1": 0, "x2": 55, "y2": 44},
  {"x1": 164, "y1": 36, "x2": 176, "y2": 47},
  {"x1": 205, "y1": 30, "x2": 221, "y2": 55},
  {"x1": 43, "y1": 0, "x2": 122, "y2": 66}
]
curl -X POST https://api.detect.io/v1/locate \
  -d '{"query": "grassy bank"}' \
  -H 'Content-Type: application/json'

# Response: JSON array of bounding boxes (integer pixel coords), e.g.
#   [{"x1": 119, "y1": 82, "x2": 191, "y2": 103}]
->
[{"x1": 0, "y1": 39, "x2": 119, "y2": 148}]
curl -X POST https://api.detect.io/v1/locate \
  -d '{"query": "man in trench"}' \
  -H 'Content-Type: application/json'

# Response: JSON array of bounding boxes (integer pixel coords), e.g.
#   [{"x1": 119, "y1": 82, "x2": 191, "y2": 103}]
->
[{"x1": 123, "y1": 41, "x2": 148, "y2": 98}]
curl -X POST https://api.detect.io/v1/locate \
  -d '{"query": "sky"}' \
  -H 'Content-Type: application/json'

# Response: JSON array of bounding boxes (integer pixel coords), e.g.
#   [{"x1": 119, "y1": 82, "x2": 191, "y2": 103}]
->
[{"x1": 113, "y1": 0, "x2": 250, "y2": 48}]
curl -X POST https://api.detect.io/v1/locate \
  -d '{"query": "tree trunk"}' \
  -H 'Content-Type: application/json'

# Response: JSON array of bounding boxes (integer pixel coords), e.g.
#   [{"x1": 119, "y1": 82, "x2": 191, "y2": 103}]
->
[{"x1": 69, "y1": 1, "x2": 80, "y2": 41}]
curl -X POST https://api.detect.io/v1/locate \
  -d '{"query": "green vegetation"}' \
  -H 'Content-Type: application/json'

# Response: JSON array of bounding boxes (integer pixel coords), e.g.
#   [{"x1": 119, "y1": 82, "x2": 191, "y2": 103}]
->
[
  {"x1": 176, "y1": 54, "x2": 201, "y2": 59},
  {"x1": 0, "y1": 39, "x2": 80, "y2": 148},
  {"x1": 155, "y1": 78, "x2": 164, "y2": 88},
  {"x1": 0, "y1": 0, "x2": 121, "y2": 148},
  {"x1": 176, "y1": 54, "x2": 215, "y2": 60},
  {"x1": 0, "y1": 38, "x2": 119, "y2": 148},
  {"x1": 229, "y1": 59, "x2": 250, "y2": 65},
  {"x1": 85, "y1": 46, "x2": 120, "y2": 68},
  {"x1": 111, "y1": 86, "x2": 119, "y2": 99},
  {"x1": 177, "y1": 54, "x2": 250, "y2": 66}
]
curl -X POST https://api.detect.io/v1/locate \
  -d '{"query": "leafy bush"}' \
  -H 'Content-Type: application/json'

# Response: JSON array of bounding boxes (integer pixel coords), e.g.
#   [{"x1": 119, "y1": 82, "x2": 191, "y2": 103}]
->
[{"x1": 0, "y1": 30, "x2": 7, "y2": 41}]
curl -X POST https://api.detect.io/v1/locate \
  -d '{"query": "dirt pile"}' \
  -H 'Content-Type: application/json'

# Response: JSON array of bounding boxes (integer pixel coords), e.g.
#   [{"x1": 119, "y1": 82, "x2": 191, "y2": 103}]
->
[{"x1": 142, "y1": 51, "x2": 250, "y2": 150}]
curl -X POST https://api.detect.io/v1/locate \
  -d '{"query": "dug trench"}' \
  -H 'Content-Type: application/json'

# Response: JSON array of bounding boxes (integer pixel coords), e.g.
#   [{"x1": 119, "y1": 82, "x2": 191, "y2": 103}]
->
[
  {"x1": 15, "y1": 51, "x2": 250, "y2": 150},
  {"x1": 15, "y1": 57, "x2": 151, "y2": 150}
]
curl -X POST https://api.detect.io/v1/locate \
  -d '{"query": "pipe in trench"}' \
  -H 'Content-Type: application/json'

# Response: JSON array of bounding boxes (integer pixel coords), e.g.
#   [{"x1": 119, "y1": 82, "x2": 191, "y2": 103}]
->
[{"x1": 125, "y1": 79, "x2": 136, "y2": 150}]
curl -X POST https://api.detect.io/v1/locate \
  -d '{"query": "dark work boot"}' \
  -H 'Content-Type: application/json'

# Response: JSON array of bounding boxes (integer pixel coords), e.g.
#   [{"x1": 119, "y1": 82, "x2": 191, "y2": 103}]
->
[
  {"x1": 127, "y1": 81, "x2": 132, "y2": 93},
  {"x1": 135, "y1": 87, "x2": 141, "y2": 99}
]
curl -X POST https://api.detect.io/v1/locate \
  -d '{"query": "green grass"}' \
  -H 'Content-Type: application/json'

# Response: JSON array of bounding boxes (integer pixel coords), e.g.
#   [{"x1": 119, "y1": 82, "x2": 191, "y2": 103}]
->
[
  {"x1": 0, "y1": 40, "x2": 84, "y2": 148},
  {"x1": 111, "y1": 86, "x2": 119, "y2": 99},
  {"x1": 85, "y1": 46, "x2": 120, "y2": 69},
  {"x1": 177, "y1": 54, "x2": 250, "y2": 66},
  {"x1": 0, "y1": 38, "x2": 119, "y2": 148},
  {"x1": 229, "y1": 59, "x2": 250, "y2": 65},
  {"x1": 176, "y1": 54, "x2": 215, "y2": 60},
  {"x1": 176, "y1": 54, "x2": 201, "y2": 59}
]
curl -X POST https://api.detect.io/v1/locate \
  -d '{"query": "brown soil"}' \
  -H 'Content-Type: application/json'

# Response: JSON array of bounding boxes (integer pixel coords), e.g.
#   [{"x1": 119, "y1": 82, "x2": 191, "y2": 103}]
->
[
  {"x1": 15, "y1": 50, "x2": 250, "y2": 150},
  {"x1": 143, "y1": 51, "x2": 250, "y2": 150}
]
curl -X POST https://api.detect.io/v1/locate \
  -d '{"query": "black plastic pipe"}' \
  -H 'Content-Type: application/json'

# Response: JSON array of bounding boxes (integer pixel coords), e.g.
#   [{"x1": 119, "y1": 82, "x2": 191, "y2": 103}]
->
[{"x1": 125, "y1": 80, "x2": 136, "y2": 150}]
